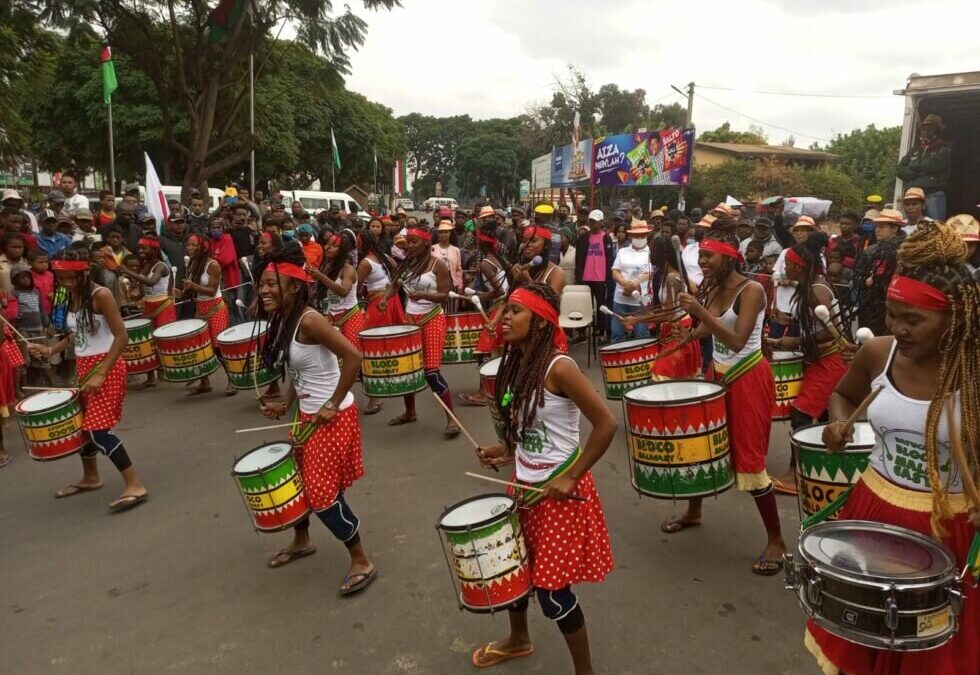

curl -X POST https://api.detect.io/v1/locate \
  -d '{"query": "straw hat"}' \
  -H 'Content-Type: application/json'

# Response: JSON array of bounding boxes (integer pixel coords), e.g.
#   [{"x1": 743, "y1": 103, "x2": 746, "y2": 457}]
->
[
  {"x1": 903, "y1": 187, "x2": 926, "y2": 202},
  {"x1": 477, "y1": 205, "x2": 496, "y2": 220},
  {"x1": 436, "y1": 219, "x2": 455, "y2": 232},
  {"x1": 793, "y1": 215, "x2": 819, "y2": 231},
  {"x1": 947, "y1": 214, "x2": 979, "y2": 242},
  {"x1": 711, "y1": 202, "x2": 734, "y2": 218},
  {"x1": 627, "y1": 218, "x2": 651, "y2": 235},
  {"x1": 699, "y1": 214, "x2": 717, "y2": 229},
  {"x1": 872, "y1": 209, "x2": 905, "y2": 226}
]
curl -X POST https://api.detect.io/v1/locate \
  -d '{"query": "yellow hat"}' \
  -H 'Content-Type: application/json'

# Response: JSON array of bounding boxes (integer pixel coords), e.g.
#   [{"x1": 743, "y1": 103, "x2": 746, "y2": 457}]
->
[
  {"x1": 866, "y1": 194, "x2": 883, "y2": 205},
  {"x1": 224, "y1": 186, "x2": 239, "y2": 198},
  {"x1": 533, "y1": 203, "x2": 555, "y2": 215}
]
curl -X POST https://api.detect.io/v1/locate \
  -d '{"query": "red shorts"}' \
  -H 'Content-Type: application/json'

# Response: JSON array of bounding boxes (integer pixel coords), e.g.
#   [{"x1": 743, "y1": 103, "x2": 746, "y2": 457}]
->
[
  {"x1": 408, "y1": 310, "x2": 446, "y2": 371},
  {"x1": 806, "y1": 470, "x2": 979, "y2": 675},
  {"x1": 709, "y1": 359, "x2": 774, "y2": 482},
  {"x1": 78, "y1": 355, "x2": 126, "y2": 430},
  {"x1": 475, "y1": 302, "x2": 504, "y2": 354},
  {"x1": 196, "y1": 296, "x2": 229, "y2": 344},
  {"x1": 290, "y1": 404, "x2": 364, "y2": 510},
  {"x1": 331, "y1": 308, "x2": 366, "y2": 351},
  {"x1": 793, "y1": 351, "x2": 847, "y2": 419},
  {"x1": 652, "y1": 318, "x2": 702, "y2": 380},
  {"x1": 363, "y1": 292, "x2": 406, "y2": 328}
]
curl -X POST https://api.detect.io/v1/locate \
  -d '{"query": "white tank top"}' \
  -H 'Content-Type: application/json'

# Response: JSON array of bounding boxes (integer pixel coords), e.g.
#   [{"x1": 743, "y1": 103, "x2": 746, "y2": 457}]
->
[
  {"x1": 144, "y1": 261, "x2": 170, "y2": 297},
  {"x1": 658, "y1": 273, "x2": 685, "y2": 319},
  {"x1": 480, "y1": 258, "x2": 509, "y2": 298},
  {"x1": 866, "y1": 340, "x2": 962, "y2": 493},
  {"x1": 67, "y1": 288, "x2": 115, "y2": 357},
  {"x1": 197, "y1": 260, "x2": 218, "y2": 298},
  {"x1": 712, "y1": 281, "x2": 764, "y2": 369},
  {"x1": 326, "y1": 267, "x2": 357, "y2": 313},
  {"x1": 362, "y1": 257, "x2": 388, "y2": 293},
  {"x1": 286, "y1": 310, "x2": 354, "y2": 414},
  {"x1": 404, "y1": 266, "x2": 439, "y2": 314},
  {"x1": 515, "y1": 355, "x2": 581, "y2": 483}
]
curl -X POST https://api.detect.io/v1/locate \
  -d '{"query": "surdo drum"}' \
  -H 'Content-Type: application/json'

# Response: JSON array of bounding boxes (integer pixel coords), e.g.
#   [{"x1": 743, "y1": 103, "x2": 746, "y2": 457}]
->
[
  {"x1": 15, "y1": 389, "x2": 86, "y2": 461},
  {"x1": 357, "y1": 325, "x2": 426, "y2": 398},
  {"x1": 598, "y1": 337, "x2": 659, "y2": 400},
  {"x1": 231, "y1": 441, "x2": 311, "y2": 532},
  {"x1": 793, "y1": 422, "x2": 874, "y2": 522},
  {"x1": 152, "y1": 319, "x2": 220, "y2": 382}
]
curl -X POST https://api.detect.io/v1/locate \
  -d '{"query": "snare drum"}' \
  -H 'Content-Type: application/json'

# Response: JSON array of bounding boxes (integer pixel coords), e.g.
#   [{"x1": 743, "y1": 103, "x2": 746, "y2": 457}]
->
[
  {"x1": 437, "y1": 494, "x2": 531, "y2": 613},
  {"x1": 598, "y1": 337, "x2": 659, "y2": 400},
  {"x1": 479, "y1": 357, "x2": 505, "y2": 441},
  {"x1": 785, "y1": 520, "x2": 963, "y2": 651},
  {"x1": 15, "y1": 389, "x2": 86, "y2": 461},
  {"x1": 793, "y1": 423, "x2": 874, "y2": 521},
  {"x1": 216, "y1": 321, "x2": 280, "y2": 390},
  {"x1": 358, "y1": 325, "x2": 426, "y2": 398},
  {"x1": 231, "y1": 442, "x2": 311, "y2": 532},
  {"x1": 443, "y1": 311, "x2": 483, "y2": 364},
  {"x1": 770, "y1": 351, "x2": 804, "y2": 420},
  {"x1": 152, "y1": 319, "x2": 220, "y2": 382},
  {"x1": 122, "y1": 318, "x2": 159, "y2": 374},
  {"x1": 624, "y1": 380, "x2": 733, "y2": 499}
]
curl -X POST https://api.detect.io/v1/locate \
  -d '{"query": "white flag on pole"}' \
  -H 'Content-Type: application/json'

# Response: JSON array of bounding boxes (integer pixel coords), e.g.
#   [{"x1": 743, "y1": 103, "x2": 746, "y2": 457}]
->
[{"x1": 144, "y1": 152, "x2": 170, "y2": 232}]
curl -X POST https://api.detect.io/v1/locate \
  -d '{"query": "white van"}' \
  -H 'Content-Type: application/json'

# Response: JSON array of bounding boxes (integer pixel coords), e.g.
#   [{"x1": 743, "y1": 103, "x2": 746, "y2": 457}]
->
[
  {"x1": 283, "y1": 190, "x2": 369, "y2": 222},
  {"x1": 422, "y1": 197, "x2": 459, "y2": 212}
]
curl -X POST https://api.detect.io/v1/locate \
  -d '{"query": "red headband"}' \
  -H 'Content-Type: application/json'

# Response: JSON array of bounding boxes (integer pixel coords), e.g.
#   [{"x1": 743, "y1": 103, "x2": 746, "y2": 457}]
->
[
  {"x1": 187, "y1": 234, "x2": 202, "y2": 245},
  {"x1": 477, "y1": 232, "x2": 497, "y2": 245},
  {"x1": 523, "y1": 226, "x2": 553, "y2": 241},
  {"x1": 699, "y1": 238, "x2": 744, "y2": 263},
  {"x1": 50, "y1": 260, "x2": 90, "y2": 272},
  {"x1": 326, "y1": 234, "x2": 343, "y2": 247},
  {"x1": 509, "y1": 288, "x2": 568, "y2": 353},
  {"x1": 785, "y1": 248, "x2": 805, "y2": 267},
  {"x1": 887, "y1": 275, "x2": 951, "y2": 312},
  {"x1": 405, "y1": 228, "x2": 429, "y2": 240},
  {"x1": 260, "y1": 231, "x2": 273, "y2": 242},
  {"x1": 267, "y1": 262, "x2": 309, "y2": 283},
  {"x1": 138, "y1": 237, "x2": 161, "y2": 249}
]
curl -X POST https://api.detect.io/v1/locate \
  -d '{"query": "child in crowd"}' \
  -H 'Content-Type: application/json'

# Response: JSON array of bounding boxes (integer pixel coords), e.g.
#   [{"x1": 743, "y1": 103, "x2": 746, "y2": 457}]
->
[
  {"x1": 118, "y1": 254, "x2": 145, "y2": 318},
  {"x1": 27, "y1": 249, "x2": 54, "y2": 316},
  {"x1": 743, "y1": 239, "x2": 765, "y2": 274},
  {"x1": 6, "y1": 263, "x2": 54, "y2": 388},
  {"x1": 101, "y1": 228, "x2": 130, "y2": 271}
]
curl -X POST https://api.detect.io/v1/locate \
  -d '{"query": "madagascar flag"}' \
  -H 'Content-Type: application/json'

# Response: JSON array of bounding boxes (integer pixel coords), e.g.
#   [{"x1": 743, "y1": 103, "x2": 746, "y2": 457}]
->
[
  {"x1": 101, "y1": 46, "x2": 117, "y2": 105},
  {"x1": 208, "y1": 0, "x2": 249, "y2": 44}
]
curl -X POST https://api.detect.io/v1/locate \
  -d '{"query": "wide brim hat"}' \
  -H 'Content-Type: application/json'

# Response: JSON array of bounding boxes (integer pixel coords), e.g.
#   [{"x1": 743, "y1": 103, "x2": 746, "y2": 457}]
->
[
  {"x1": 872, "y1": 208, "x2": 905, "y2": 226},
  {"x1": 627, "y1": 218, "x2": 651, "y2": 235},
  {"x1": 902, "y1": 187, "x2": 926, "y2": 202},
  {"x1": 436, "y1": 220, "x2": 454, "y2": 232}
]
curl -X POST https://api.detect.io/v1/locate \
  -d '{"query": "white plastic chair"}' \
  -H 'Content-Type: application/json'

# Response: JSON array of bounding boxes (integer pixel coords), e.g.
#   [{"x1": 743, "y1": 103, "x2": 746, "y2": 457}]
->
[{"x1": 559, "y1": 288, "x2": 595, "y2": 367}]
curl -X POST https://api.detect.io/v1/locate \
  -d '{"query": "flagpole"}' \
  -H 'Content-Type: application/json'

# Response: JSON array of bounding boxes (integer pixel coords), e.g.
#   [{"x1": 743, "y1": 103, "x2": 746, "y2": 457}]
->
[
  {"x1": 331, "y1": 158, "x2": 336, "y2": 192},
  {"x1": 249, "y1": 48, "x2": 255, "y2": 198},
  {"x1": 107, "y1": 98, "x2": 116, "y2": 192}
]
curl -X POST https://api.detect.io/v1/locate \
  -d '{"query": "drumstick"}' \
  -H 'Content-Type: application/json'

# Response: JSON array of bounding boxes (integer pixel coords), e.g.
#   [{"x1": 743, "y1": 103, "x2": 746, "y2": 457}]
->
[
  {"x1": 670, "y1": 235, "x2": 685, "y2": 281},
  {"x1": 947, "y1": 398, "x2": 980, "y2": 511},
  {"x1": 464, "y1": 471, "x2": 586, "y2": 502},
  {"x1": 0, "y1": 313, "x2": 29, "y2": 344},
  {"x1": 599, "y1": 305, "x2": 625, "y2": 321},
  {"x1": 470, "y1": 295, "x2": 491, "y2": 324},
  {"x1": 235, "y1": 421, "x2": 297, "y2": 433},
  {"x1": 183, "y1": 255, "x2": 190, "y2": 268},
  {"x1": 431, "y1": 391, "x2": 481, "y2": 450},
  {"x1": 841, "y1": 385, "x2": 884, "y2": 439},
  {"x1": 814, "y1": 305, "x2": 852, "y2": 351},
  {"x1": 22, "y1": 386, "x2": 77, "y2": 392}
]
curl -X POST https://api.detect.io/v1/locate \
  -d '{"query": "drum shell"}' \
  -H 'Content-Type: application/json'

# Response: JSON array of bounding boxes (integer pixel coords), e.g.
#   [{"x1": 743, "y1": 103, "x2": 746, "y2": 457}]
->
[
  {"x1": 769, "y1": 351, "x2": 803, "y2": 420},
  {"x1": 358, "y1": 325, "x2": 426, "y2": 398},
  {"x1": 443, "y1": 312, "x2": 483, "y2": 364},
  {"x1": 15, "y1": 391, "x2": 86, "y2": 461},
  {"x1": 624, "y1": 381, "x2": 733, "y2": 499},
  {"x1": 793, "y1": 423, "x2": 873, "y2": 521},
  {"x1": 598, "y1": 338, "x2": 660, "y2": 400},
  {"x1": 153, "y1": 320, "x2": 220, "y2": 382},
  {"x1": 479, "y1": 357, "x2": 505, "y2": 442},
  {"x1": 122, "y1": 318, "x2": 159, "y2": 374},
  {"x1": 232, "y1": 444, "x2": 311, "y2": 533},
  {"x1": 216, "y1": 324, "x2": 279, "y2": 390}
]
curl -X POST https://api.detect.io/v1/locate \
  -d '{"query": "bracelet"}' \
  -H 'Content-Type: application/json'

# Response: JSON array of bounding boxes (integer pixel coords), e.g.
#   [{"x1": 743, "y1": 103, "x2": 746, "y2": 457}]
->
[{"x1": 321, "y1": 400, "x2": 339, "y2": 413}]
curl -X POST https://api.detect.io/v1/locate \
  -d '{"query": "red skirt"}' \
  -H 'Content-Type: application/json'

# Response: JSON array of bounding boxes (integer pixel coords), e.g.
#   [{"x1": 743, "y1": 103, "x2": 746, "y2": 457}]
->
[
  {"x1": 145, "y1": 295, "x2": 177, "y2": 328},
  {"x1": 793, "y1": 351, "x2": 847, "y2": 419},
  {"x1": 0, "y1": 340, "x2": 17, "y2": 414},
  {"x1": 363, "y1": 291, "x2": 406, "y2": 328},
  {"x1": 2, "y1": 326, "x2": 25, "y2": 369},
  {"x1": 709, "y1": 359, "x2": 774, "y2": 489},
  {"x1": 512, "y1": 471, "x2": 614, "y2": 591},
  {"x1": 290, "y1": 404, "x2": 364, "y2": 510},
  {"x1": 805, "y1": 469, "x2": 979, "y2": 675},
  {"x1": 196, "y1": 296, "x2": 229, "y2": 344},
  {"x1": 475, "y1": 301, "x2": 504, "y2": 354},
  {"x1": 653, "y1": 317, "x2": 702, "y2": 380},
  {"x1": 77, "y1": 355, "x2": 126, "y2": 430},
  {"x1": 331, "y1": 307, "x2": 366, "y2": 351},
  {"x1": 408, "y1": 310, "x2": 446, "y2": 371}
]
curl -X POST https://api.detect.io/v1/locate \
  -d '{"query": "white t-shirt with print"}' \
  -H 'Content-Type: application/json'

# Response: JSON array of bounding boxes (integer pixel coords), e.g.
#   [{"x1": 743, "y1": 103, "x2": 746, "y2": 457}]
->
[{"x1": 612, "y1": 244, "x2": 653, "y2": 307}]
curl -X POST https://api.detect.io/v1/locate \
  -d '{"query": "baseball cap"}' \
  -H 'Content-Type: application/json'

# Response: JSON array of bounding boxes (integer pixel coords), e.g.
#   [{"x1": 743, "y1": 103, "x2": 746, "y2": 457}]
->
[
  {"x1": 167, "y1": 211, "x2": 185, "y2": 223},
  {"x1": 47, "y1": 190, "x2": 65, "y2": 203},
  {"x1": 588, "y1": 209, "x2": 604, "y2": 222},
  {"x1": 75, "y1": 208, "x2": 94, "y2": 221},
  {"x1": 297, "y1": 223, "x2": 314, "y2": 235},
  {"x1": 40, "y1": 209, "x2": 58, "y2": 222}
]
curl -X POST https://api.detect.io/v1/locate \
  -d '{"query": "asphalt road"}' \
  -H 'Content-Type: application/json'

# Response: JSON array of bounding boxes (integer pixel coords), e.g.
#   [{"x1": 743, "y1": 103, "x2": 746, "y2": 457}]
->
[{"x1": 1, "y1": 340, "x2": 818, "y2": 675}]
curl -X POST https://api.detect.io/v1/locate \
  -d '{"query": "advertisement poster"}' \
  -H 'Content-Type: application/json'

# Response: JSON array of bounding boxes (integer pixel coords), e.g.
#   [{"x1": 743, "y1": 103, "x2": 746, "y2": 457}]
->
[
  {"x1": 592, "y1": 129, "x2": 694, "y2": 187},
  {"x1": 550, "y1": 139, "x2": 593, "y2": 188},
  {"x1": 531, "y1": 153, "x2": 552, "y2": 191}
]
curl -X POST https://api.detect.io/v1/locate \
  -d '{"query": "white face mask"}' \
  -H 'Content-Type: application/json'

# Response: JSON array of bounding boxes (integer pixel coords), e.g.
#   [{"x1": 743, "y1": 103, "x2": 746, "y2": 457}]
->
[{"x1": 631, "y1": 236, "x2": 647, "y2": 249}]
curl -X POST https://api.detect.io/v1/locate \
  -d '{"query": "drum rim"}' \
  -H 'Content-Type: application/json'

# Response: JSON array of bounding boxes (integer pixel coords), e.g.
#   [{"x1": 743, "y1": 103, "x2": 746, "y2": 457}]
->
[
  {"x1": 231, "y1": 441, "x2": 295, "y2": 475},
  {"x1": 217, "y1": 320, "x2": 269, "y2": 344},
  {"x1": 770, "y1": 350, "x2": 804, "y2": 361},
  {"x1": 791, "y1": 422, "x2": 876, "y2": 453},
  {"x1": 123, "y1": 317, "x2": 153, "y2": 328},
  {"x1": 358, "y1": 324, "x2": 422, "y2": 338},
  {"x1": 14, "y1": 388, "x2": 77, "y2": 413},
  {"x1": 598, "y1": 337, "x2": 659, "y2": 354},
  {"x1": 798, "y1": 519, "x2": 957, "y2": 585},
  {"x1": 478, "y1": 357, "x2": 502, "y2": 376},
  {"x1": 437, "y1": 492, "x2": 516, "y2": 532},
  {"x1": 806, "y1": 612, "x2": 956, "y2": 652},
  {"x1": 623, "y1": 379, "x2": 726, "y2": 405},
  {"x1": 152, "y1": 318, "x2": 208, "y2": 339}
]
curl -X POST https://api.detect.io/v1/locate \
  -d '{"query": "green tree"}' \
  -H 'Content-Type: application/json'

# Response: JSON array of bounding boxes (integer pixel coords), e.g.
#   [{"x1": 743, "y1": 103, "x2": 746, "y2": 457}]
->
[
  {"x1": 698, "y1": 122, "x2": 768, "y2": 145},
  {"x1": 821, "y1": 124, "x2": 901, "y2": 198},
  {"x1": 455, "y1": 131, "x2": 519, "y2": 203},
  {"x1": 400, "y1": 113, "x2": 472, "y2": 190},
  {"x1": 796, "y1": 166, "x2": 863, "y2": 213}
]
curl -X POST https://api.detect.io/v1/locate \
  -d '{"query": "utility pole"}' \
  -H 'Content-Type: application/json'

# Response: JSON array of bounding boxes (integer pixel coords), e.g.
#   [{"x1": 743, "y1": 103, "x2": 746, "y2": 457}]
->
[
  {"x1": 249, "y1": 49, "x2": 255, "y2": 198},
  {"x1": 672, "y1": 81, "x2": 695, "y2": 213},
  {"x1": 107, "y1": 99, "x2": 116, "y2": 192}
]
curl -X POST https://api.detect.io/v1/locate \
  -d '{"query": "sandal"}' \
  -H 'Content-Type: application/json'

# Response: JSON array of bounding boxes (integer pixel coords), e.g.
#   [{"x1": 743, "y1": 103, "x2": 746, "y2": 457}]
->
[
  {"x1": 661, "y1": 515, "x2": 701, "y2": 534},
  {"x1": 471, "y1": 643, "x2": 535, "y2": 668},
  {"x1": 458, "y1": 392, "x2": 487, "y2": 407},
  {"x1": 0, "y1": 455, "x2": 10, "y2": 468},
  {"x1": 108, "y1": 492, "x2": 148, "y2": 513},
  {"x1": 267, "y1": 546, "x2": 317, "y2": 569},
  {"x1": 445, "y1": 424, "x2": 461, "y2": 439},
  {"x1": 187, "y1": 385, "x2": 213, "y2": 396},
  {"x1": 752, "y1": 556, "x2": 784, "y2": 577},
  {"x1": 387, "y1": 414, "x2": 417, "y2": 427},
  {"x1": 55, "y1": 482, "x2": 104, "y2": 498},
  {"x1": 364, "y1": 401, "x2": 383, "y2": 416},
  {"x1": 771, "y1": 476, "x2": 798, "y2": 496},
  {"x1": 224, "y1": 386, "x2": 238, "y2": 397},
  {"x1": 340, "y1": 567, "x2": 377, "y2": 595}
]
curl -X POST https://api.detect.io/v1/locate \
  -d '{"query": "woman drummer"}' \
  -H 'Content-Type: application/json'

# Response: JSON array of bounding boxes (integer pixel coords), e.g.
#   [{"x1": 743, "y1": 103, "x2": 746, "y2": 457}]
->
[
  {"x1": 255, "y1": 248, "x2": 377, "y2": 592},
  {"x1": 473, "y1": 283, "x2": 616, "y2": 672},
  {"x1": 310, "y1": 231, "x2": 366, "y2": 349},
  {"x1": 807, "y1": 221, "x2": 980, "y2": 675},
  {"x1": 357, "y1": 229, "x2": 404, "y2": 415},
  {"x1": 29, "y1": 252, "x2": 148, "y2": 512},
  {"x1": 181, "y1": 233, "x2": 231, "y2": 396},
  {"x1": 118, "y1": 233, "x2": 174, "y2": 387},
  {"x1": 510, "y1": 225, "x2": 565, "y2": 296},
  {"x1": 247, "y1": 230, "x2": 282, "y2": 401},
  {"x1": 380, "y1": 226, "x2": 460, "y2": 437},
  {"x1": 768, "y1": 231, "x2": 848, "y2": 493},
  {"x1": 670, "y1": 229, "x2": 787, "y2": 575}
]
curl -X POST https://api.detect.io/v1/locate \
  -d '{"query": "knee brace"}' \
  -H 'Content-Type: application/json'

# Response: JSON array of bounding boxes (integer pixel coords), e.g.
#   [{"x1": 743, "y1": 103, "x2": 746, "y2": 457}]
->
[
  {"x1": 535, "y1": 586, "x2": 578, "y2": 622},
  {"x1": 424, "y1": 369, "x2": 449, "y2": 397},
  {"x1": 85, "y1": 430, "x2": 132, "y2": 472},
  {"x1": 315, "y1": 492, "x2": 360, "y2": 545}
]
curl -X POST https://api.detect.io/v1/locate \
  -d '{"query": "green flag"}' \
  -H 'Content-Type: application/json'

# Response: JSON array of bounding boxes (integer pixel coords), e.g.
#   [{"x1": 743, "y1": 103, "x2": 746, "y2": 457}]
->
[
  {"x1": 331, "y1": 128, "x2": 341, "y2": 170},
  {"x1": 101, "y1": 46, "x2": 117, "y2": 104},
  {"x1": 208, "y1": 0, "x2": 250, "y2": 44}
]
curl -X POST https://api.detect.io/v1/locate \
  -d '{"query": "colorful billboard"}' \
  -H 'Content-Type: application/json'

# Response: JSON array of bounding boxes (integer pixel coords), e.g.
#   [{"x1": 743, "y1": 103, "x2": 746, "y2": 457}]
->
[
  {"x1": 592, "y1": 129, "x2": 694, "y2": 187},
  {"x1": 550, "y1": 139, "x2": 593, "y2": 188}
]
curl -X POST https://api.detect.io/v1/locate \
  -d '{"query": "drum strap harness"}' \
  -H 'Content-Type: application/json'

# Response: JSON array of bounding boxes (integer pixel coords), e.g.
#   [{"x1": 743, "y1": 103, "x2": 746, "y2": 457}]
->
[
  {"x1": 146, "y1": 296, "x2": 174, "y2": 320},
  {"x1": 719, "y1": 349, "x2": 763, "y2": 385},
  {"x1": 518, "y1": 447, "x2": 582, "y2": 507},
  {"x1": 414, "y1": 305, "x2": 442, "y2": 326},
  {"x1": 331, "y1": 305, "x2": 360, "y2": 329},
  {"x1": 196, "y1": 296, "x2": 224, "y2": 320}
]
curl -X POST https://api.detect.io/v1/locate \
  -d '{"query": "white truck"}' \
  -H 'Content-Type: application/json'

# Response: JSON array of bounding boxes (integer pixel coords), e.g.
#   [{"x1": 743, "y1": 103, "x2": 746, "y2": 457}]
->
[{"x1": 894, "y1": 70, "x2": 980, "y2": 215}]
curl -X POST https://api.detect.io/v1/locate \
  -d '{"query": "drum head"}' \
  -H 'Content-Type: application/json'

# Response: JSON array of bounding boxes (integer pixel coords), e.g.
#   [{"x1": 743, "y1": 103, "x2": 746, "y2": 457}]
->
[
  {"x1": 792, "y1": 422, "x2": 876, "y2": 451},
  {"x1": 124, "y1": 318, "x2": 152, "y2": 330},
  {"x1": 599, "y1": 338, "x2": 656, "y2": 354},
  {"x1": 771, "y1": 350, "x2": 803, "y2": 362},
  {"x1": 439, "y1": 494, "x2": 515, "y2": 530},
  {"x1": 153, "y1": 319, "x2": 206, "y2": 338},
  {"x1": 16, "y1": 389, "x2": 74, "y2": 412},
  {"x1": 359, "y1": 325, "x2": 418, "y2": 338},
  {"x1": 801, "y1": 520, "x2": 954, "y2": 582},
  {"x1": 478, "y1": 357, "x2": 502, "y2": 377},
  {"x1": 625, "y1": 380, "x2": 724, "y2": 404},
  {"x1": 217, "y1": 321, "x2": 268, "y2": 343},
  {"x1": 233, "y1": 442, "x2": 293, "y2": 473}
]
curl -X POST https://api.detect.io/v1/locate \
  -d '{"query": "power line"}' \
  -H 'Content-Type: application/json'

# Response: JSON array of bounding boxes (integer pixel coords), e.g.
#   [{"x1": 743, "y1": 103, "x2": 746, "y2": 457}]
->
[
  {"x1": 698, "y1": 84, "x2": 894, "y2": 100},
  {"x1": 693, "y1": 91, "x2": 831, "y2": 144}
]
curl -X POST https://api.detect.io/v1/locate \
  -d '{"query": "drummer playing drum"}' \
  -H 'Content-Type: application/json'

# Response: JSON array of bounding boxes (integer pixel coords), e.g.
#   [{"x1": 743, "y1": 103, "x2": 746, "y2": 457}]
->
[{"x1": 806, "y1": 221, "x2": 980, "y2": 675}]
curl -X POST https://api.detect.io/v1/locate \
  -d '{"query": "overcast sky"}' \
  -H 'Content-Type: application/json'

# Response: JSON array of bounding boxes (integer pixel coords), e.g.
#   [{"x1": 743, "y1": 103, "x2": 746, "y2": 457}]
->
[{"x1": 344, "y1": 0, "x2": 976, "y2": 146}]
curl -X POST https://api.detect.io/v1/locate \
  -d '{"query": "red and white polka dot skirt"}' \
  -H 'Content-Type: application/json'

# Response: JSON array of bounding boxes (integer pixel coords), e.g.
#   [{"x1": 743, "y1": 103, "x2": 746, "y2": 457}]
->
[
  {"x1": 515, "y1": 471, "x2": 614, "y2": 591},
  {"x1": 196, "y1": 296, "x2": 229, "y2": 344},
  {"x1": 290, "y1": 403, "x2": 364, "y2": 510},
  {"x1": 2, "y1": 326, "x2": 25, "y2": 369},
  {"x1": 408, "y1": 311, "x2": 446, "y2": 371},
  {"x1": 77, "y1": 355, "x2": 126, "y2": 430},
  {"x1": 332, "y1": 308, "x2": 366, "y2": 351}
]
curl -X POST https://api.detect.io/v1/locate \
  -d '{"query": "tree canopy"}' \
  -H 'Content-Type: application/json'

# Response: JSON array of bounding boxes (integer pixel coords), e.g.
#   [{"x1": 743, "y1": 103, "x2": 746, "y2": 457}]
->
[{"x1": 698, "y1": 122, "x2": 768, "y2": 145}]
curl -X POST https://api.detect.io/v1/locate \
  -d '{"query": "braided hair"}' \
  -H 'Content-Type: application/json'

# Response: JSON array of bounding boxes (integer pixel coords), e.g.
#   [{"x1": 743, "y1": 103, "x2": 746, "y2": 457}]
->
[
  {"x1": 52, "y1": 249, "x2": 100, "y2": 337},
  {"x1": 789, "y1": 231, "x2": 832, "y2": 362},
  {"x1": 359, "y1": 229, "x2": 395, "y2": 281},
  {"x1": 185, "y1": 235, "x2": 210, "y2": 288},
  {"x1": 895, "y1": 221, "x2": 980, "y2": 537},
  {"x1": 315, "y1": 232, "x2": 352, "y2": 308},
  {"x1": 696, "y1": 229, "x2": 743, "y2": 308},
  {"x1": 649, "y1": 234, "x2": 688, "y2": 305},
  {"x1": 255, "y1": 243, "x2": 312, "y2": 374},
  {"x1": 391, "y1": 228, "x2": 433, "y2": 285},
  {"x1": 495, "y1": 283, "x2": 561, "y2": 450}
]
